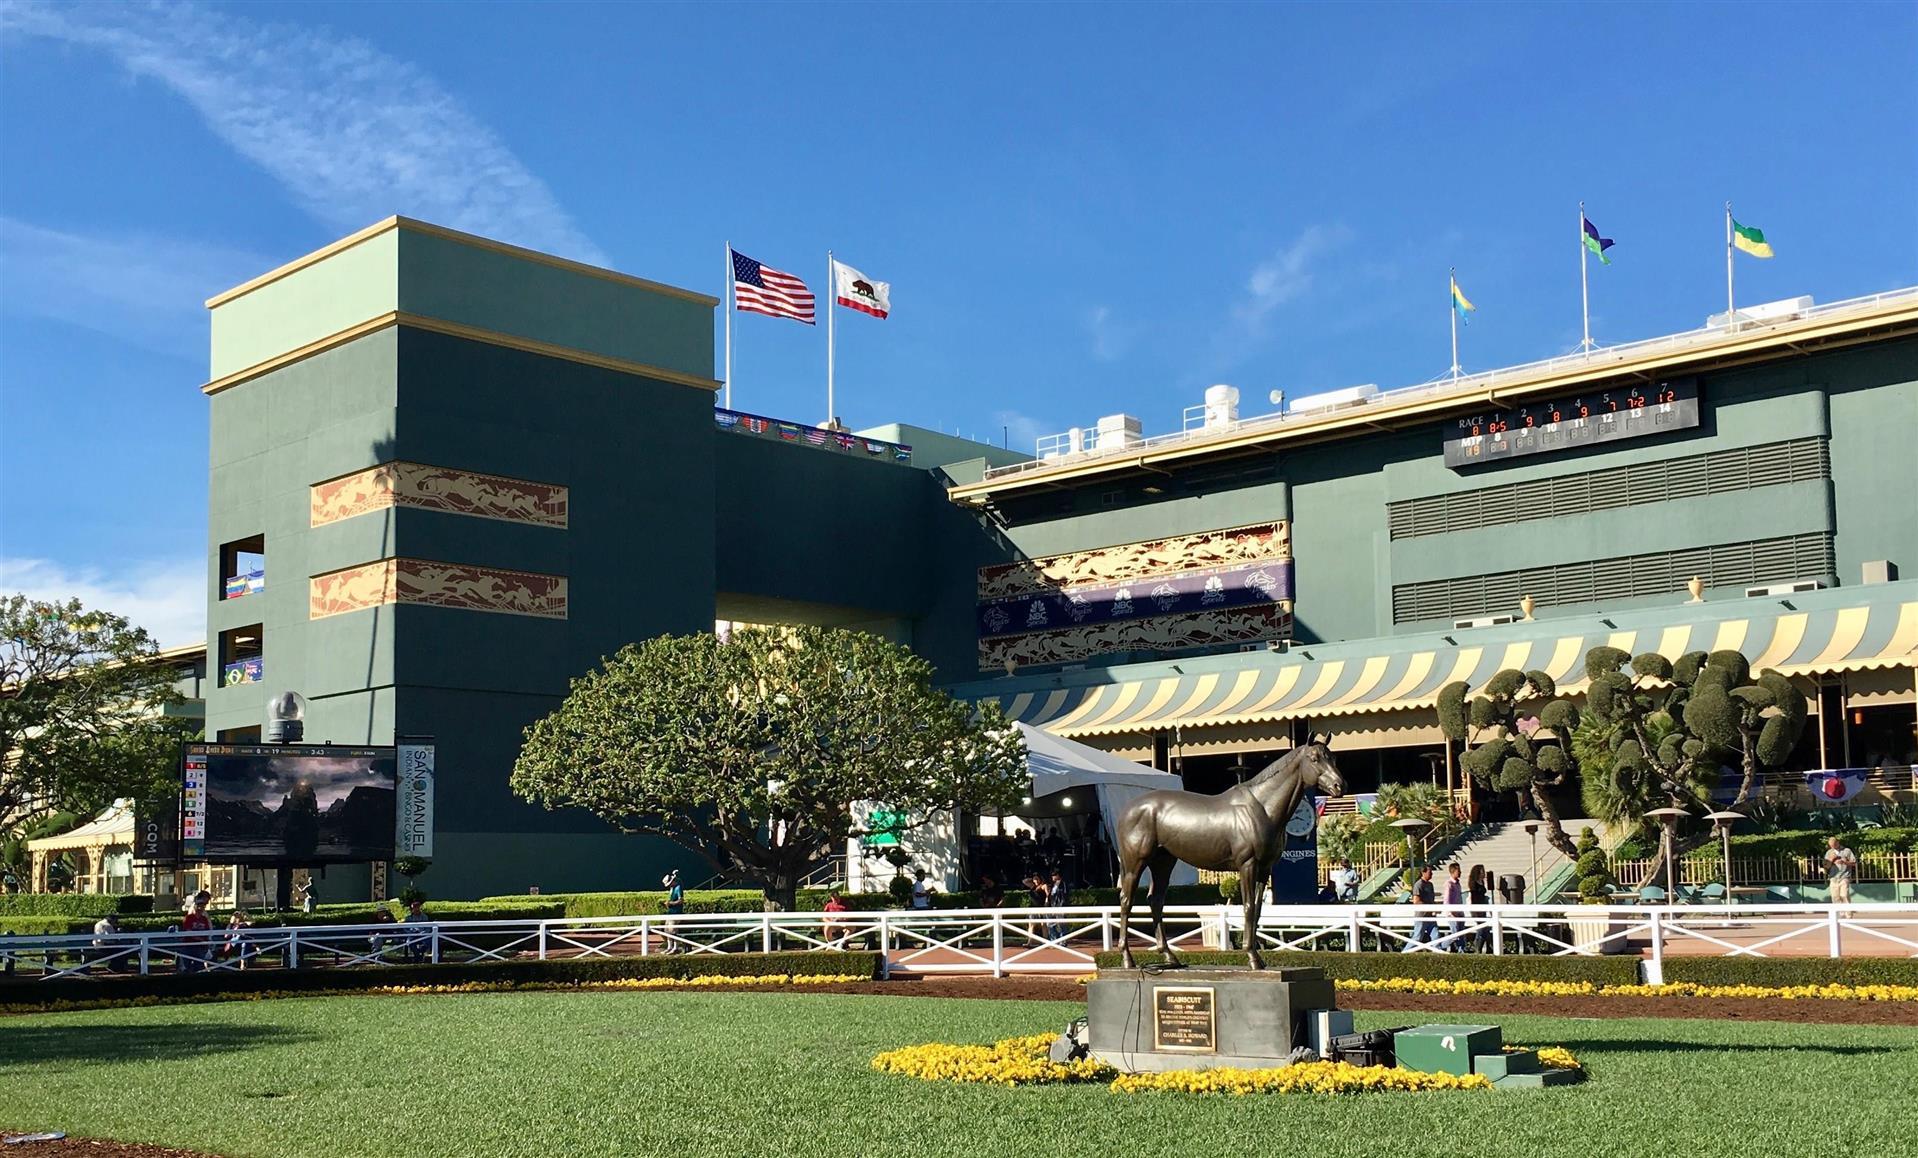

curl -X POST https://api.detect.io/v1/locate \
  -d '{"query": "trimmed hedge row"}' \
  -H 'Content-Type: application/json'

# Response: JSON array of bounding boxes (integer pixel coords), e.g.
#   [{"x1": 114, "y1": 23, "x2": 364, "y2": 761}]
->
[
  {"x1": 0, "y1": 894, "x2": 155, "y2": 917},
  {"x1": 0, "y1": 950, "x2": 880, "y2": 1009},
  {"x1": 1661, "y1": 957, "x2": 1918, "y2": 989},
  {"x1": 1092, "y1": 949, "x2": 1644, "y2": 985},
  {"x1": 488, "y1": 884, "x2": 1227, "y2": 918}
]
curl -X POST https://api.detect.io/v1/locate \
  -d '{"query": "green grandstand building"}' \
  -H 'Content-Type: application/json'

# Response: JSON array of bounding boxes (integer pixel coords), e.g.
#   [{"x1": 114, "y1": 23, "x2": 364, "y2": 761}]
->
[{"x1": 197, "y1": 218, "x2": 1918, "y2": 899}]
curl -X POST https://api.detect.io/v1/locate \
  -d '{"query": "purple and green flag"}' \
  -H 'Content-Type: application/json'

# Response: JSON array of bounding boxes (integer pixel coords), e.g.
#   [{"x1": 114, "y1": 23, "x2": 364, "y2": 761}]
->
[{"x1": 1582, "y1": 216, "x2": 1615, "y2": 265}]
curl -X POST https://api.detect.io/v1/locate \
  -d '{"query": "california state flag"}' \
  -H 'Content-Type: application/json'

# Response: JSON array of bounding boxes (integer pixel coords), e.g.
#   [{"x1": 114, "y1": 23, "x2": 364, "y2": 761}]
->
[{"x1": 832, "y1": 259, "x2": 890, "y2": 319}]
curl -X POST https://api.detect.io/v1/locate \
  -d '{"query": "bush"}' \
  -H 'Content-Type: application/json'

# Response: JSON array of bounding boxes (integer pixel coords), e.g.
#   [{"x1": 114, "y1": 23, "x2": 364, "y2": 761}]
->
[
  {"x1": 0, "y1": 950, "x2": 881, "y2": 1008},
  {"x1": 1662, "y1": 957, "x2": 1918, "y2": 989},
  {"x1": 0, "y1": 917, "x2": 73, "y2": 936},
  {"x1": 1092, "y1": 949, "x2": 1641, "y2": 986},
  {"x1": 1217, "y1": 876, "x2": 1241, "y2": 903},
  {"x1": 0, "y1": 894, "x2": 154, "y2": 917}
]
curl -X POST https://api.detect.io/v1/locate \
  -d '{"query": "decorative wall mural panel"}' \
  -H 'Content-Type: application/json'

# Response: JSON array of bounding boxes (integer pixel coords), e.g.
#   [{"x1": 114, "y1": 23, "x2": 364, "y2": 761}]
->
[
  {"x1": 310, "y1": 463, "x2": 568, "y2": 528},
  {"x1": 976, "y1": 521, "x2": 1292, "y2": 669},
  {"x1": 978, "y1": 558, "x2": 1294, "y2": 638},
  {"x1": 310, "y1": 559, "x2": 568, "y2": 620},
  {"x1": 978, "y1": 521, "x2": 1289, "y2": 601},
  {"x1": 980, "y1": 605, "x2": 1292, "y2": 671}
]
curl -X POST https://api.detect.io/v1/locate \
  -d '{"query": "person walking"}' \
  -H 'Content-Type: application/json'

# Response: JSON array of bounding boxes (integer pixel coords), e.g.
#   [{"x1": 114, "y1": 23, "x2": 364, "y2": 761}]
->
[
  {"x1": 1468, "y1": 865, "x2": 1494, "y2": 953},
  {"x1": 1442, "y1": 864, "x2": 1465, "y2": 952},
  {"x1": 1401, "y1": 867, "x2": 1436, "y2": 951},
  {"x1": 1825, "y1": 836, "x2": 1858, "y2": 906},
  {"x1": 660, "y1": 870, "x2": 685, "y2": 954},
  {"x1": 90, "y1": 912, "x2": 121, "y2": 973},
  {"x1": 1332, "y1": 858, "x2": 1360, "y2": 902},
  {"x1": 910, "y1": 869, "x2": 936, "y2": 911},
  {"x1": 1046, "y1": 868, "x2": 1071, "y2": 944},
  {"x1": 180, "y1": 891, "x2": 213, "y2": 974}
]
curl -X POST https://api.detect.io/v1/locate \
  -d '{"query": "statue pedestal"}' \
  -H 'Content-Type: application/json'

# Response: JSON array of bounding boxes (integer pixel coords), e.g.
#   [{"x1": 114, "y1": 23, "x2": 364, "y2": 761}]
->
[{"x1": 1086, "y1": 967, "x2": 1336, "y2": 1073}]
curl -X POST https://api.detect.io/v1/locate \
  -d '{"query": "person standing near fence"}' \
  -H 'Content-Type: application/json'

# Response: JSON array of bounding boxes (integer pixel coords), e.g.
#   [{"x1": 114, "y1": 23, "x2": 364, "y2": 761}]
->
[
  {"x1": 1468, "y1": 865, "x2": 1493, "y2": 953},
  {"x1": 1332, "y1": 858, "x2": 1360, "y2": 902},
  {"x1": 1401, "y1": 867, "x2": 1436, "y2": 951},
  {"x1": 180, "y1": 891, "x2": 213, "y2": 973},
  {"x1": 1046, "y1": 868, "x2": 1071, "y2": 943},
  {"x1": 1442, "y1": 864, "x2": 1465, "y2": 951},
  {"x1": 1825, "y1": 837, "x2": 1858, "y2": 906}
]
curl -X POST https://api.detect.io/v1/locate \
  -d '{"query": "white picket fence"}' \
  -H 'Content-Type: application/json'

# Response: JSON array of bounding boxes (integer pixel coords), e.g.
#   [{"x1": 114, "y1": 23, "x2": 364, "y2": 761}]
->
[{"x1": 4, "y1": 903, "x2": 1914, "y2": 987}]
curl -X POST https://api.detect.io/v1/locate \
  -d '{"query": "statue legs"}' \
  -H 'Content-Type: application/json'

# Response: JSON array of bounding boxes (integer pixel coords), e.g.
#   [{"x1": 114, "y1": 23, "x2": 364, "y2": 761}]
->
[
  {"x1": 1148, "y1": 849, "x2": 1181, "y2": 968},
  {"x1": 1239, "y1": 861, "x2": 1265, "y2": 970}
]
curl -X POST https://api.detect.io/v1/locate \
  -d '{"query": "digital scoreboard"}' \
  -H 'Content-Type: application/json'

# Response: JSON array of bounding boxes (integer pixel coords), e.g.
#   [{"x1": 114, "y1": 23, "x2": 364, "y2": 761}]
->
[{"x1": 1443, "y1": 377, "x2": 1700, "y2": 468}]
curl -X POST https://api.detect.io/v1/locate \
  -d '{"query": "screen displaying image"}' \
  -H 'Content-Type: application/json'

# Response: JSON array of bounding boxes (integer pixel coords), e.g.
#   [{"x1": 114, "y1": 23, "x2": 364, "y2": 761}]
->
[{"x1": 188, "y1": 744, "x2": 397, "y2": 863}]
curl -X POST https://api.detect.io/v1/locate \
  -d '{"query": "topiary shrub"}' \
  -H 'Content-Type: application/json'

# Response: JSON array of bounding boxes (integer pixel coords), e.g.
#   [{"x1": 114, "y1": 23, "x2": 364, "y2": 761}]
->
[
  {"x1": 887, "y1": 874, "x2": 914, "y2": 907},
  {"x1": 1574, "y1": 827, "x2": 1612, "y2": 902},
  {"x1": 1218, "y1": 875, "x2": 1241, "y2": 904}
]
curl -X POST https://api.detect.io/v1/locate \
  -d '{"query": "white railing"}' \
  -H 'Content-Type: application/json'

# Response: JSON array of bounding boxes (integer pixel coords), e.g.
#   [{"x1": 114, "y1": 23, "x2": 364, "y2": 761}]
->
[
  {"x1": 4, "y1": 902, "x2": 1913, "y2": 985},
  {"x1": 980, "y1": 286, "x2": 1918, "y2": 484}
]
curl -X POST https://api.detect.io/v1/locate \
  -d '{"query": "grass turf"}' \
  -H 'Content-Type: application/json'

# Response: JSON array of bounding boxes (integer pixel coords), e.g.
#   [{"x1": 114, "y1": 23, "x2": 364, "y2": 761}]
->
[{"x1": 5, "y1": 991, "x2": 1914, "y2": 1158}]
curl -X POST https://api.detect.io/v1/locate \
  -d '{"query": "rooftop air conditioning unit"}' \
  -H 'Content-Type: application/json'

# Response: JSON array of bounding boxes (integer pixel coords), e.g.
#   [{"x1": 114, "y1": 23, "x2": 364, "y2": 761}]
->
[
  {"x1": 1452, "y1": 614, "x2": 1518, "y2": 629},
  {"x1": 1708, "y1": 295, "x2": 1814, "y2": 328},
  {"x1": 1096, "y1": 413, "x2": 1143, "y2": 449},
  {"x1": 1203, "y1": 385, "x2": 1240, "y2": 428},
  {"x1": 1745, "y1": 579, "x2": 1824, "y2": 597},
  {"x1": 1287, "y1": 383, "x2": 1380, "y2": 415}
]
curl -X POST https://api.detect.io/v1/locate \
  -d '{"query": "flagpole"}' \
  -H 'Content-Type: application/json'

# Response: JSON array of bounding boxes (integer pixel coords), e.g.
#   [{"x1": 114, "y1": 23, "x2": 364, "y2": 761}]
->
[
  {"x1": 827, "y1": 249, "x2": 836, "y2": 425},
  {"x1": 1449, "y1": 268, "x2": 1461, "y2": 381},
  {"x1": 723, "y1": 240, "x2": 734, "y2": 409},
  {"x1": 1724, "y1": 202, "x2": 1736, "y2": 332},
  {"x1": 1579, "y1": 201, "x2": 1593, "y2": 353}
]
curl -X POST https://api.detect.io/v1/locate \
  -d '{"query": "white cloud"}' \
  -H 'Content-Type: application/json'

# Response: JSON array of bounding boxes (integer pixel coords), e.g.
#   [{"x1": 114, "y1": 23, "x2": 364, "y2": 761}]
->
[
  {"x1": 1234, "y1": 224, "x2": 1355, "y2": 329},
  {"x1": 2, "y1": 0, "x2": 605, "y2": 264},
  {"x1": 0, "y1": 216, "x2": 267, "y2": 356},
  {"x1": 1085, "y1": 304, "x2": 1131, "y2": 362},
  {"x1": 1, "y1": 556, "x2": 206, "y2": 649}
]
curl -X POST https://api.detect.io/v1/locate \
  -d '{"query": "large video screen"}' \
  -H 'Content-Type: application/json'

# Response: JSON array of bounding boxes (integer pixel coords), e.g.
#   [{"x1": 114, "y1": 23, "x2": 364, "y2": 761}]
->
[{"x1": 181, "y1": 743, "x2": 397, "y2": 864}]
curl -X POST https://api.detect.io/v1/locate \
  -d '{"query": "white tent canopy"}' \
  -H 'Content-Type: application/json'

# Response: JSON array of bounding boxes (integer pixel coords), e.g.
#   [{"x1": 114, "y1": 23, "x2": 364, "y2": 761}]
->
[{"x1": 1014, "y1": 723, "x2": 1197, "y2": 886}]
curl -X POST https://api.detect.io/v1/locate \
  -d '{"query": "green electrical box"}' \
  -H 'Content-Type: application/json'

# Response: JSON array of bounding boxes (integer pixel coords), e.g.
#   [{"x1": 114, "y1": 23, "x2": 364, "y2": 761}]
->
[{"x1": 1393, "y1": 1024, "x2": 1502, "y2": 1075}]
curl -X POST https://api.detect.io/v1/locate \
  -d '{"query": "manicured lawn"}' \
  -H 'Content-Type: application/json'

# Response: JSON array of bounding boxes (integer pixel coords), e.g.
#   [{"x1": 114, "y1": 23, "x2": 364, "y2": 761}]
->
[{"x1": 4, "y1": 991, "x2": 1914, "y2": 1158}]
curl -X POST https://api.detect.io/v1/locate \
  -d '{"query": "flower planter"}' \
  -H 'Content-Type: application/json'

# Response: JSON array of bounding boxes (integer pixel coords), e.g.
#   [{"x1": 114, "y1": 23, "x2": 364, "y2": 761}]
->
[{"x1": 1568, "y1": 909, "x2": 1630, "y2": 955}]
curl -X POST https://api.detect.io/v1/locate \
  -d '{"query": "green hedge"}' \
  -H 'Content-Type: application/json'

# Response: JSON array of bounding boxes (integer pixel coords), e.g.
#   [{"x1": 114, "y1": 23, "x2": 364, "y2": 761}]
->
[
  {"x1": 53, "y1": 901, "x2": 566, "y2": 936},
  {"x1": 0, "y1": 894, "x2": 154, "y2": 917},
  {"x1": 1661, "y1": 957, "x2": 1918, "y2": 989},
  {"x1": 0, "y1": 950, "x2": 880, "y2": 1008},
  {"x1": 1091, "y1": 949, "x2": 1643, "y2": 986},
  {"x1": 487, "y1": 883, "x2": 1227, "y2": 918},
  {"x1": 0, "y1": 917, "x2": 73, "y2": 936}
]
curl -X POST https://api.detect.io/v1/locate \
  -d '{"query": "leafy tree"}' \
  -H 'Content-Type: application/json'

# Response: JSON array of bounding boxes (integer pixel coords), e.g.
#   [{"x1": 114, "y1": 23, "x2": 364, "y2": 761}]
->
[
  {"x1": 1438, "y1": 669, "x2": 1583, "y2": 856},
  {"x1": 512, "y1": 626, "x2": 1029, "y2": 911},
  {"x1": 1581, "y1": 646, "x2": 1806, "y2": 811},
  {"x1": 2, "y1": 596, "x2": 193, "y2": 835}
]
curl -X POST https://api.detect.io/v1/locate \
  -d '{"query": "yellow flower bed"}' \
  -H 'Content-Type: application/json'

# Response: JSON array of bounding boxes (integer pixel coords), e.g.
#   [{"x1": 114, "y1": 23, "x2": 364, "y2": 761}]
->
[
  {"x1": 1342, "y1": 977, "x2": 1918, "y2": 1003},
  {"x1": 1531, "y1": 1046, "x2": 1581, "y2": 1071},
  {"x1": 1110, "y1": 1060, "x2": 1491, "y2": 1095},
  {"x1": 872, "y1": 1033, "x2": 1116, "y2": 1086},
  {"x1": 874, "y1": 1035, "x2": 1511, "y2": 1095}
]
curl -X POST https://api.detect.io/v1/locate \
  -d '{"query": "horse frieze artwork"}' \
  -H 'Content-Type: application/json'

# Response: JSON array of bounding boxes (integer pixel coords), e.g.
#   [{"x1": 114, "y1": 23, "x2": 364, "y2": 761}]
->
[{"x1": 1115, "y1": 740, "x2": 1344, "y2": 969}]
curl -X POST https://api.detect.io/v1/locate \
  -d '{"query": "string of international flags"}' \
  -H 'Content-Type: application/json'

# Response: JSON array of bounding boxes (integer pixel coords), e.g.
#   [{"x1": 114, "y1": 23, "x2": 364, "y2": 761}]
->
[
  {"x1": 1447, "y1": 201, "x2": 1778, "y2": 380},
  {"x1": 722, "y1": 244, "x2": 891, "y2": 419}
]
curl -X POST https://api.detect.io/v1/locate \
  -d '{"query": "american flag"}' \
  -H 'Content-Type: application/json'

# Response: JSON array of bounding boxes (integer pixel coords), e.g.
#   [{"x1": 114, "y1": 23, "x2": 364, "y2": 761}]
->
[{"x1": 731, "y1": 249, "x2": 815, "y2": 324}]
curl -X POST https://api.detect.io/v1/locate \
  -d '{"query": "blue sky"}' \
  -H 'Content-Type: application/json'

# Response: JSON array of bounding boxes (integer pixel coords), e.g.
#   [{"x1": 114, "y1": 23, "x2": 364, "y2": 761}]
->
[{"x1": 2, "y1": 1, "x2": 1914, "y2": 645}]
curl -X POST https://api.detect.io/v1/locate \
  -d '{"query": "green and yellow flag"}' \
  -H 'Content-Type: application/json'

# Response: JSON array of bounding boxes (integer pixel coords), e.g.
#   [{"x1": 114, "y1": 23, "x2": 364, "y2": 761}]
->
[{"x1": 1732, "y1": 218, "x2": 1774, "y2": 259}]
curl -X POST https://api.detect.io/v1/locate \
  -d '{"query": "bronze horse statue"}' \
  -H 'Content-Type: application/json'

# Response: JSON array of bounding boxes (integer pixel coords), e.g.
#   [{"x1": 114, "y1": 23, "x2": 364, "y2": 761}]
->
[{"x1": 1116, "y1": 741, "x2": 1344, "y2": 969}]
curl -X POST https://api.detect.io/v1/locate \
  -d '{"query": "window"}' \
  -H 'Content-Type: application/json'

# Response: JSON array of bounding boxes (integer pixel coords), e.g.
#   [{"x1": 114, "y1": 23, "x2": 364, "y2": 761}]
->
[
  {"x1": 219, "y1": 534, "x2": 266, "y2": 600},
  {"x1": 218, "y1": 624, "x2": 265, "y2": 687}
]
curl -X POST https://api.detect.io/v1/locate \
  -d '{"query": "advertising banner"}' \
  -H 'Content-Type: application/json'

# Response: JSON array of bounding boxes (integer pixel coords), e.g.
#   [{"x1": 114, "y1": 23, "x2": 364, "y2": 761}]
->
[{"x1": 396, "y1": 742, "x2": 436, "y2": 858}]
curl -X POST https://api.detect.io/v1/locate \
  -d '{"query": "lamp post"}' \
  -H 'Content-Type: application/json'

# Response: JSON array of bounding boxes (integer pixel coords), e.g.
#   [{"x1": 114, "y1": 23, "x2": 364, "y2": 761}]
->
[
  {"x1": 1644, "y1": 806, "x2": 1691, "y2": 901},
  {"x1": 1521, "y1": 819, "x2": 1541, "y2": 903},
  {"x1": 1389, "y1": 817, "x2": 1433, "y2": 875},
  {"x1": 1704, "y1": 810, "x2": 1744, "y2": 904}
]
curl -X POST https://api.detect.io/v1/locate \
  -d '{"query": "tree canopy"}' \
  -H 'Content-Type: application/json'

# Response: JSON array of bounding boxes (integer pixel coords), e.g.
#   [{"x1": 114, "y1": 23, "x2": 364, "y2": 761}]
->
[
  {"x1": 511, "y1": 625, "x2": 1029, "y2": 910},
  {"x1": 1, "y1": 595, "x2": 193, "y2": 834},
  {"x1": 1439, "y1": 668, "x2": 1583, "y2": 855}
]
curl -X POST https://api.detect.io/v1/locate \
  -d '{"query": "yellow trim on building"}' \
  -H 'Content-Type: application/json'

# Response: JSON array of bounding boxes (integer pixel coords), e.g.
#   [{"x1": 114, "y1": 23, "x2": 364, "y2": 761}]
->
[
  {"x1": 200, "y1": 311, "x2": 724, "y2": 396},
  {"x1": 206, "y1": 216, "x2": 718, "y2": 309},
  {"x1": 949, "y1": 295, "x2": 1918, "y2": 503}
]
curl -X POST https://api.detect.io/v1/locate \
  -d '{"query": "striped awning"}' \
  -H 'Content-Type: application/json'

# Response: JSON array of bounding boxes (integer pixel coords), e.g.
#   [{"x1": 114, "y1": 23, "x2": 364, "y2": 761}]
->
[{"x1": 983, "y1": 594, "x2": 1918, "y2": 739}]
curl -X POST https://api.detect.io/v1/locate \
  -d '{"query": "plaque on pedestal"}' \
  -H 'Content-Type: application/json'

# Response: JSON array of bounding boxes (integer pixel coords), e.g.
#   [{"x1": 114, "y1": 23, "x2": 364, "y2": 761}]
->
[{"x1": 1086, "y1": 967, "x2": 1336, "y2": 1073}]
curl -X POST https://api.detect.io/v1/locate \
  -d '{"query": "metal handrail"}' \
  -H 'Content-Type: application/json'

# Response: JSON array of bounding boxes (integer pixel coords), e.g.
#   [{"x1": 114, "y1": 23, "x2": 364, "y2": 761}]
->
[{"x1": 983, "y1": 286, "x2": 1918, "y2": 483}]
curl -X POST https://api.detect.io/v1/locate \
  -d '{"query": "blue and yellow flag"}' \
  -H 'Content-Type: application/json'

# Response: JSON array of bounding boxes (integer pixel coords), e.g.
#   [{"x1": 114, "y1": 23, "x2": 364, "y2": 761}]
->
[{"x1": 1451, "y1": 277, "x2": 1476, "y2": 323}]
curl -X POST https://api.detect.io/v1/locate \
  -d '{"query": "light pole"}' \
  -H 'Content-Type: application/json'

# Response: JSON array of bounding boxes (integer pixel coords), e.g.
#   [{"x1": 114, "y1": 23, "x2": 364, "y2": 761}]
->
[
  {"x1": 1705, "y1": 811, "x2": 1744, "y2": 904},
  {"x1": 1521, "y1": 819, "x2": 1541, "y2": 903}
]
